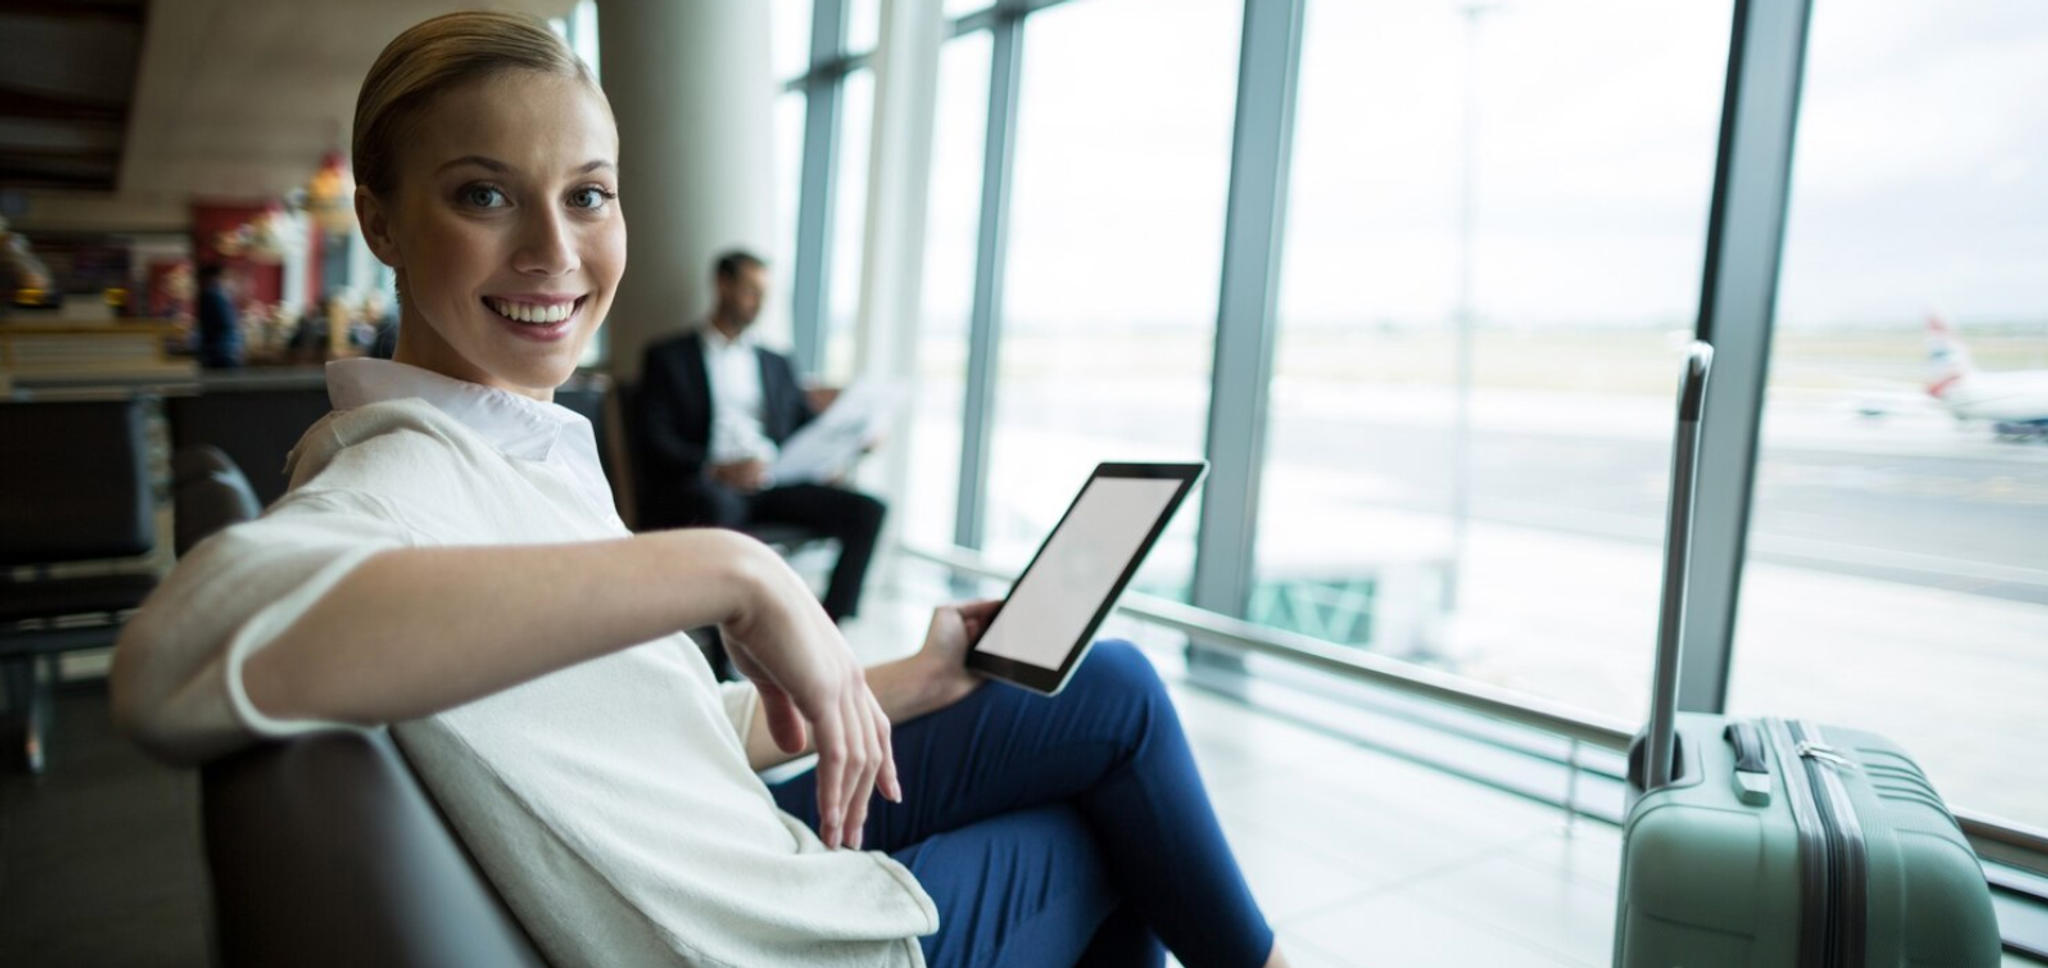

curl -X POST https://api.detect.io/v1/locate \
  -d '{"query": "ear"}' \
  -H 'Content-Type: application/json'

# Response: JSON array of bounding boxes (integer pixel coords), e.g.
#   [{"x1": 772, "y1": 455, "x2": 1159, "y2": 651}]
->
[{"x1": 355, "y1": 185, "x2": 402, "y2": 269}]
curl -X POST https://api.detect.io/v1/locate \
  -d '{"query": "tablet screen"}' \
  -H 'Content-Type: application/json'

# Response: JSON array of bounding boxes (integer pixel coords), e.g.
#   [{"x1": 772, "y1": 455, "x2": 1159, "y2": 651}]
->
[{"x1": 972, "y1": 476, "x2": 1187, "y2": 669}]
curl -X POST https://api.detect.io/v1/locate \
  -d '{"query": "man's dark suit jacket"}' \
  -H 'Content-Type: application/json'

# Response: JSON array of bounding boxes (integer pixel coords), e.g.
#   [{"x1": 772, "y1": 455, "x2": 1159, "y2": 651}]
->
[{"x1": 636, "y1": 329, "x2": 817, "y2": 528}]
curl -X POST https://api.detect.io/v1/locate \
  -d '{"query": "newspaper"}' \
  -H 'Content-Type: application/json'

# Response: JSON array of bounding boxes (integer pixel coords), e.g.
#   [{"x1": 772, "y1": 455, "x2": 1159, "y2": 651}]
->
[{"x1": 769, "y1": 381, "x2": 906, "y2": 485}]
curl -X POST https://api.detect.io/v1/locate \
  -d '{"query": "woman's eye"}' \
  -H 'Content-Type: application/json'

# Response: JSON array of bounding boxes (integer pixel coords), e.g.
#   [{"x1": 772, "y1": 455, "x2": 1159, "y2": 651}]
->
[
  {"x1": 461, "y1": 185, "x2": 508, "y2": 208},
  {"x1": 569, "y1": 186, "x2": 616, "y2": 211}
]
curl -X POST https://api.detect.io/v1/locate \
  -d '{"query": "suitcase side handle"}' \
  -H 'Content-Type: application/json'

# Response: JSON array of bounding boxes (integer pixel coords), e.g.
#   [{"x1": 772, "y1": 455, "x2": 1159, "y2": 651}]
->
[
  {"x1": 1644, "y1": 342, "x2": 1714, "y2": 791},
  {"x1": 1724, "y1": 721, "x2": 1773, "y2": 805}
]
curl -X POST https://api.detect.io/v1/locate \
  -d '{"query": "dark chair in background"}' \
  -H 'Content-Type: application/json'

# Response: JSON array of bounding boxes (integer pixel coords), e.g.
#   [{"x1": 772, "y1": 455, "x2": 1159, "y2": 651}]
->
[
  {"x1": 165, "y1": 380, "x2": 334, "y2": 507},
  {"x1": 172, "y1": 445, "x2": 547, "y2": 968},
  {"x1": 0, "y1": 396, "x2": 160, "y2": 773}
]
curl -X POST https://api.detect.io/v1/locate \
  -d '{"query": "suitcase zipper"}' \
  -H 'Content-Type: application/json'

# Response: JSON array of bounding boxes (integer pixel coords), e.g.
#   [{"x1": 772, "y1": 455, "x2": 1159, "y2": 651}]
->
[
  {"x1": 1768, "y1": 718, "x2": 1833, "y2": 968},
  {"x1": 1794, "y1": 720, "x2": 1868, "y2": 968}
]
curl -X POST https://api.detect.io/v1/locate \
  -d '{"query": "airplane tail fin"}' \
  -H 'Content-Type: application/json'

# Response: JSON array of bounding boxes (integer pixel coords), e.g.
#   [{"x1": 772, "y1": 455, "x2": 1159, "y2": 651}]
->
[{"x1": 1926, "y1": 313, "x2": 1974, "y2": 399}]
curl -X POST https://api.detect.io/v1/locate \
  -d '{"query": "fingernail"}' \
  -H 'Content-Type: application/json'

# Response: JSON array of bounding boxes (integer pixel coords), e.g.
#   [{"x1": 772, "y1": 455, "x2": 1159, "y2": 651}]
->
[{"x1": 850, "y1": 829, "x2": 863, "y2": 850}]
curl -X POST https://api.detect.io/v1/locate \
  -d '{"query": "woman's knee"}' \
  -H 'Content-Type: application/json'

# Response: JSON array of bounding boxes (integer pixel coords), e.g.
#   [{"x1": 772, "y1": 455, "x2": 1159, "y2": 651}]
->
[{"x1": 1074, "y1": 639, "x2": 1167, "y2": 700}]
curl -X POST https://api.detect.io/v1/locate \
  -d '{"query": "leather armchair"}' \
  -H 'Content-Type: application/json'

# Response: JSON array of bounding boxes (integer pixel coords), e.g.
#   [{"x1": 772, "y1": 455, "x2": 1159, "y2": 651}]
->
[
  {"x1": 174, "y1": 446, "x2": 547, "y2": 966},
  {"x1": 201, "y1": 730, "x2": 547, "y2": 967}
]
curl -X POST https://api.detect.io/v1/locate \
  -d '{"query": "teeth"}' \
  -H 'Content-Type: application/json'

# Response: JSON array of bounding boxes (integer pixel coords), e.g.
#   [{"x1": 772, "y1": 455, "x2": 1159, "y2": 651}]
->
[{"x1": 488, "y1": 297, "x2": 574, "y2": 324}]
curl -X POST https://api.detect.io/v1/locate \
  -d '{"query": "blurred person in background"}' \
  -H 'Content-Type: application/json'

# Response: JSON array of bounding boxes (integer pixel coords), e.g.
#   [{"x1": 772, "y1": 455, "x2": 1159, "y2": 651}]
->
[
  {"x1": 195, "y1": 263, "x2": 243, "y2": 368},
  {"x1": 638, "y1": 249, "x2": 886, "y2": 624}
]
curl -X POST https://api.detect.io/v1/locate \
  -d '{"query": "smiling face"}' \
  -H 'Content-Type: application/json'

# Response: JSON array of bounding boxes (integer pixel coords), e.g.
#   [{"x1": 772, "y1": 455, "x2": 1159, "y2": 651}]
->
[{"x1": 355, "y1": 69, "x2": 624, "y2": 400}]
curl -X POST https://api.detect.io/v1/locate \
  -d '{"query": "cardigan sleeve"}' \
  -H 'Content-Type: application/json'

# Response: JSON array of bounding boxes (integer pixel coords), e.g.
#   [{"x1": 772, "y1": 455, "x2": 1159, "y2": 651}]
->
[{"x1": 110, "y1": 488, "x2": 414, "y2": 764}]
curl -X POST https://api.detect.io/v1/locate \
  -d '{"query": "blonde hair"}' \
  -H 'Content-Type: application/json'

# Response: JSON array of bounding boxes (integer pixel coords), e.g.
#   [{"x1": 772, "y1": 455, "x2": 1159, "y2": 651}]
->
[{"x1": 352, "y1": 10, "x2": 600, "y2": 196}]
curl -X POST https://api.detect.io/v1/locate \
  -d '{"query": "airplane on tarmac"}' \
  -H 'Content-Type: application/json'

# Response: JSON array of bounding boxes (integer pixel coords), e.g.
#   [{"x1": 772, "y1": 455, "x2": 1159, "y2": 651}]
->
[{"x1": 1925, "y1": 315, "x2": 2048, "y2": 440}]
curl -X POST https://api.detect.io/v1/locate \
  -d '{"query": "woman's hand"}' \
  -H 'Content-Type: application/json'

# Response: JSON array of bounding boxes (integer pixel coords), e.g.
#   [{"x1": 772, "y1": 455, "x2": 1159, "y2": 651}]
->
[
  {"x1": 720, "y1": 549, "x2": 899, "y2": 850},
  {"x1": 909, "y1": 599, "x2": 1000, "y2": 712}
]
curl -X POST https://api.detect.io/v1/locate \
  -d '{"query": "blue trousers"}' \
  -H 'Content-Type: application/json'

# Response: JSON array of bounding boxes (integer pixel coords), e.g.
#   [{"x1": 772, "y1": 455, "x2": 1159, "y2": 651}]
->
[{"x1": 769, "y1": 640, "x2": 1274, "y2": 968}]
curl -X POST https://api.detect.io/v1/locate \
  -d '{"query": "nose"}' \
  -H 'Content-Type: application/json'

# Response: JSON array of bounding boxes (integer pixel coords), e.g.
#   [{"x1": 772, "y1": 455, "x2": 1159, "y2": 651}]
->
[{"x1": 512, "y1": 204, "x2": 579, "y2": 277}]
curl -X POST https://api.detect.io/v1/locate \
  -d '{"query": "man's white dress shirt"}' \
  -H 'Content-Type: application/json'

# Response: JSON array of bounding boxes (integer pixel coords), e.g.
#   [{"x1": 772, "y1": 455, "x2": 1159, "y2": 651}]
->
[
  {"x1": 113, "y1": 359, "x2": 936, "y2": 967},
  {"x1": 701, "y1": 325, "x2": 779, "y2": 465}
]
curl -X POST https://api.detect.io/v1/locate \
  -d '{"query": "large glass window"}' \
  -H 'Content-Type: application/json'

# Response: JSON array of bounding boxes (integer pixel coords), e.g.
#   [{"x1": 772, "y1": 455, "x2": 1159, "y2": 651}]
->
[
  {"x1": 1259, "y1": 0, "x2": 1730, "y2": 713},
  {"x1": 1730, "y1": 0, "x2": 2048, "y2": 828},
  {"x1": 771, "y1": 89, "x2": 808, "y2": 349},
  {"x1": 902, "y1": 34, "x2": 993, "y2": 551},
  {"x1": 771, "y1": 0, "x2": 813, "y2": 81},
  {"x1": 981, "y1": 0, "x2": 1243, "y2": 601},
  {"x1": 823, "y1": 68, "x2": 875, "y2": 385},
  {"x1": 848, "y1": 0, "x2": 881, "y2": 55}
]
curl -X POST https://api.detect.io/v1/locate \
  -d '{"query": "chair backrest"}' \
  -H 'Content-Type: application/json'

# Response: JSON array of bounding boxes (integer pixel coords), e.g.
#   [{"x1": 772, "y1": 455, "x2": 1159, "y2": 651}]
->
[
  {"x1": 553, "y1": 371, "x2": 638, "y2": 525},
  {"x1": 165, "y1": 384, "x2": 335, "y2": 507},
  {"x1": 607, "y1": 381, "x2": 643, "y2": 529},
  {"x1": 0, "y1": 396, "x2": 155, "y2": 566},
  {"x1": 171, "y1": 445, "x2": 263, "y2": 557}
]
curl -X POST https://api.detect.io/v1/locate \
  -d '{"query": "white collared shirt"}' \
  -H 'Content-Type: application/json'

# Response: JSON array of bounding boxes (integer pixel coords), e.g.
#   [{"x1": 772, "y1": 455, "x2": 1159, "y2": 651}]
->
[
  {"x1": 701, "y1": 324, "x2": 780, "y2": 463},
  {"x1": 326, "y1": 358, "x2": 621, "y2": 523},
  {"x1": 112, "y1": 358, "x2": 937, "y2": 967}
]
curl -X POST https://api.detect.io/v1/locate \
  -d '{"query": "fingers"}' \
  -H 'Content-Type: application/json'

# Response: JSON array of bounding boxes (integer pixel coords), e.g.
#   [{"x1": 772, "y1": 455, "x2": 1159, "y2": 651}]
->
[
  {"x1": 873, "y1": 691, "x2": 902, "y2": 804},
  {"x1": 810, "y1": 675, "x2": 899, "y2": 851},
  {"x1": 815, "y1": 703, "x2": 847, "y2": 848},
  {"x1": 957, "y1": 599, "x2": 1003, "y2": 623},
  {"x1": 843, "y1": 698, "x2": 878, "y2": 850}
]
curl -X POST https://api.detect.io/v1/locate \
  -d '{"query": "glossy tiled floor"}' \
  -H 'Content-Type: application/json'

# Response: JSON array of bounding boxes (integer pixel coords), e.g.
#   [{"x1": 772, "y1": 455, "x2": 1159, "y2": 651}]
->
[{"x1": 839, "y1": 574, "x2": 1620, "y2": 966}]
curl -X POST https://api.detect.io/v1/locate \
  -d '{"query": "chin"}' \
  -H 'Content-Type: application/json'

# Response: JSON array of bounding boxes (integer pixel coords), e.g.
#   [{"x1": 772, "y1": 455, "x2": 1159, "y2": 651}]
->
[{"x1": 498, "y1": 353, "x2": 583, "y2": 393}]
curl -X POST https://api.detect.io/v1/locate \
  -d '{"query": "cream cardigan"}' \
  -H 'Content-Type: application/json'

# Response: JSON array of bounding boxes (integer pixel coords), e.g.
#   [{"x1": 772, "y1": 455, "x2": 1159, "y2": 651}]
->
[{"x1": 114, "y1": 360, "x2": 936, "y2": 967}]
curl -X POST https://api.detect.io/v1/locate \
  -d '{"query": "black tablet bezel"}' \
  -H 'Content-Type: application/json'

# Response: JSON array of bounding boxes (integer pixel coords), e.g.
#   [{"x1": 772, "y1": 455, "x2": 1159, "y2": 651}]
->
[{"x1": 965, "y1": 461, "x2": 1206, "y2": 695}]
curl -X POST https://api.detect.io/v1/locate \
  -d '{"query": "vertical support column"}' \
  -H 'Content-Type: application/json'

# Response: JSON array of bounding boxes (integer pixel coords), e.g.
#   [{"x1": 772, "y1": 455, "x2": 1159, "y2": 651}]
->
[
  {"x1": 790, "y1": 0, "x2": 849, "y2": 377},
  {"x1": 857, "y1": 0, "x2": 946, "y2": 557},
  {"x1": 1678, "y1": 0, "x2": 1813, "y2": 713},
  {"x1": 1188, "y1": 0, "x2": 1307, "y2": 657},
  {"x1": 598, "y1": 0, "x2": 779, "y2": 382},
  {"x1": 951, "y1": 4, "x2": 1025, "y2": 552}
]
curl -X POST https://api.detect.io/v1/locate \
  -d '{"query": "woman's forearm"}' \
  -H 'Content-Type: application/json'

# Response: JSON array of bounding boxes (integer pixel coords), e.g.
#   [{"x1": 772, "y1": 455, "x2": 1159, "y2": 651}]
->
[{"x1": 242, "y1": 529, "x2": 772, "y2": 727}]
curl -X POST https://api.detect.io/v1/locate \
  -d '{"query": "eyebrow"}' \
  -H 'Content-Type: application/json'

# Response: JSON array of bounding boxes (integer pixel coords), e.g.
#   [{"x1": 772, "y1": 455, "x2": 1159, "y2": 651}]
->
[{"x1": 435, "y1": 155, "x2": 616, "y2": 176}]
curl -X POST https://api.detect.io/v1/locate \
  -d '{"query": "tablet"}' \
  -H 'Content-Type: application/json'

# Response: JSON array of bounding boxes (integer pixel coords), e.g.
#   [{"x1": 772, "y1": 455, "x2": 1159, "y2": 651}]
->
[{"x1": 966, "y1": 462, "x2": 1206, "y2": 695}]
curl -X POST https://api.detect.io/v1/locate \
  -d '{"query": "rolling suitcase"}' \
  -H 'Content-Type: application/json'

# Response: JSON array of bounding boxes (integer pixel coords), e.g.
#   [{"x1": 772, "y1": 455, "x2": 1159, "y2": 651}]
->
[{"x1": 1612, "y1": 343, "x2": 2001, "y2": 967}]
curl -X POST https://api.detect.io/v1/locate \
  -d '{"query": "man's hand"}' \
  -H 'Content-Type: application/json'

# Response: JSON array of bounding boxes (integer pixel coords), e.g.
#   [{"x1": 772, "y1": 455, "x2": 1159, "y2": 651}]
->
[
  {"x1": 804, "y1": 386, "x2": 842, "y2": 414},
  {"x1": 710, "y1": 458, "x2": 769, "y2": 494}
]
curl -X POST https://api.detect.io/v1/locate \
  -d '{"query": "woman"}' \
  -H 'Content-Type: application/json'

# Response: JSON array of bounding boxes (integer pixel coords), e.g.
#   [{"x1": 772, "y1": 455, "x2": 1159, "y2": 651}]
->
[{"x1": 112, "y1": 12, "x2": 1287, "y2": 968}]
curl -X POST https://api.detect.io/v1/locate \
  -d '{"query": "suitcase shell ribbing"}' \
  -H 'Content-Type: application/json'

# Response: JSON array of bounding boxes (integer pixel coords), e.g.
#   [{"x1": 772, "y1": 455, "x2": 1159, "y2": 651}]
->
[{"x1": 1615, "y1": 714, "x2": 2000, "y2": 966}]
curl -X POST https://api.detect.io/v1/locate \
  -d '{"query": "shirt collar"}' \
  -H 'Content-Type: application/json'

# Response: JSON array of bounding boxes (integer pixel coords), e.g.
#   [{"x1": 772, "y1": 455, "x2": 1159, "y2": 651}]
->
[
  {"x1": 701, "y1": 323, "x2": 754, "y2": 353},
  {"x1": 325, "y1": 358, "x2": 577, "y2": 462}
]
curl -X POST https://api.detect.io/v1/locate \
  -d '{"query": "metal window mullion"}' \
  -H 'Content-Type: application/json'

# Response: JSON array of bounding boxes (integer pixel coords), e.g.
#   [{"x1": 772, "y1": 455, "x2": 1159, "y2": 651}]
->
[
  {"x1": 791, "y1": 0, "x2": 849, "y2": 375},
  {"x1": 952, "y1": 8, "x2": 1025, "y2": 551},
  {"x1": 1679, "y1": 0, "x2": 1813, "y2": 713},
  {"x1": 1191, "y1": 0, "x2": 1306, "y2": 621}
]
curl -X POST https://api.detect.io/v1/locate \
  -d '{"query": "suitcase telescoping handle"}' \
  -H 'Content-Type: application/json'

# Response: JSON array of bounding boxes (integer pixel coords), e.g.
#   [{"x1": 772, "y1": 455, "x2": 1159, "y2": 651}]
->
[{"x1": 1643, "y1": 342, "x2": 1713, "y2": 791}]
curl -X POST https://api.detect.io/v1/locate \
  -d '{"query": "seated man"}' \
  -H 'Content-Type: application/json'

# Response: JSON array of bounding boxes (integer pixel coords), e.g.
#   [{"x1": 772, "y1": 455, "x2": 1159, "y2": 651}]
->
[{"x1": 637, "y1": 250, "x2": 884, "y2": 623}]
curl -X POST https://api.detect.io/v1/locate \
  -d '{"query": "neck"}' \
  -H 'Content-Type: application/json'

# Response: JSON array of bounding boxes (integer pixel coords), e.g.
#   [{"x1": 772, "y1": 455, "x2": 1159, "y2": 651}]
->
[{"x1": 709, "y1": 315, "x2": 746, "y2": 341}]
